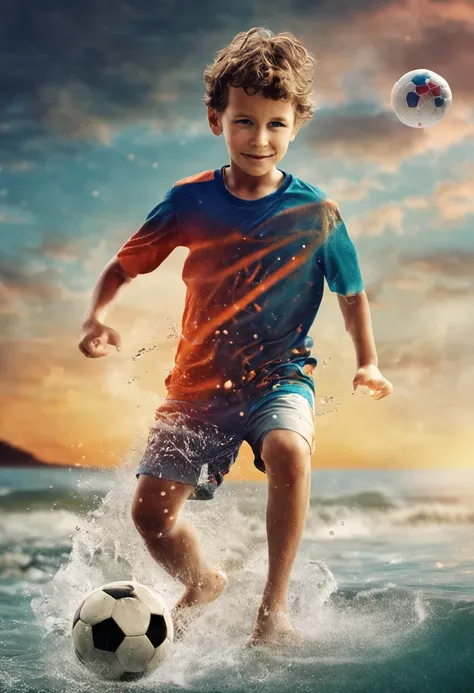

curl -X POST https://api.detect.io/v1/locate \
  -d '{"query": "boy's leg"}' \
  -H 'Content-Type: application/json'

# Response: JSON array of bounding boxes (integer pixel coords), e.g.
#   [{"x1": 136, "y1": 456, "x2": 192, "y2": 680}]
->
[
  {"x1": 131, "y1": 475, "x2": 227, "y2": 630},
  {"x1": 249, "y1": 428, "x2": 311, "y2": 645}
]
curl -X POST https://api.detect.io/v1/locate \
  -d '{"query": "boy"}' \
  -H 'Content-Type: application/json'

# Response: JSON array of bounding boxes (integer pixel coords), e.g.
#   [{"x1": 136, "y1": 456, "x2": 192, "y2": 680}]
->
[{"x1": 79, "y1": 27, "x2": 393, "y2": 646}]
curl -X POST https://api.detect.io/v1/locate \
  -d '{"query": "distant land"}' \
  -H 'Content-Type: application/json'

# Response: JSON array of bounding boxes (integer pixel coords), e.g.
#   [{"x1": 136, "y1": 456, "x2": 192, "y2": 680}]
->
[{"x1": 0, "y1": 440, "x2": 73, "y2": 469}]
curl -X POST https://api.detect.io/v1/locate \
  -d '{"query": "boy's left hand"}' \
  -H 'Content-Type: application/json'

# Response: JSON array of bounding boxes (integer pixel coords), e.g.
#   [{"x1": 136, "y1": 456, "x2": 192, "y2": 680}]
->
[{"x1": 353, "y1": 364, "x2": 393, "y2": 400}]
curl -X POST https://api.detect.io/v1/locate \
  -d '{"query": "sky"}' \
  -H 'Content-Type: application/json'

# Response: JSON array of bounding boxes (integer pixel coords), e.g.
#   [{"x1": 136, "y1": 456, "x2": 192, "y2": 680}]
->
[{"x1": 1, "y1": 0, "x2": 473, "y2": 480}]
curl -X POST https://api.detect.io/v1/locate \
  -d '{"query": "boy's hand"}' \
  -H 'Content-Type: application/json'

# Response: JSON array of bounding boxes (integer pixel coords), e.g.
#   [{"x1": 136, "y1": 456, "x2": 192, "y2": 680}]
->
[
  {"x1": 79, "y1": 319, "x2": 121, "y2": 358},
  {"x1": 353, "y1": 364, "x2": 393, "y2": 400}
]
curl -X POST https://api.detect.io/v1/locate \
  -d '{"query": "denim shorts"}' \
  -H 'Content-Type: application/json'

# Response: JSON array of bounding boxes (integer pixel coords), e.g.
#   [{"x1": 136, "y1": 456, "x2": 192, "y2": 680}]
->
[{"x1": 136, "y1": 391, "x2": 315, "y2": 497}]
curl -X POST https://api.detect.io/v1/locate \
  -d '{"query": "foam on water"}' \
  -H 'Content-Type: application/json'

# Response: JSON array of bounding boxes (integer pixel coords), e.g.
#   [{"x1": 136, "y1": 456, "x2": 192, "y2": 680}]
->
[
  {"x1": 2, "y1": 439, "x2": 474, "y2": 691},
  {"x1": 24, "y1": 455, "x2": 449, "y2": 693}
]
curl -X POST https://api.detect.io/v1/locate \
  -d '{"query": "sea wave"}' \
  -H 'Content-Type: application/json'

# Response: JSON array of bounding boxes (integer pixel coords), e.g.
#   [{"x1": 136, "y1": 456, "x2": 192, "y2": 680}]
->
[
  {"x1": 0, "y1": 488, "x2": 103, "y2": 513},
  {"x1": 23, "y1": 573, "x2": 474, "y2": 693},
  {"x1": 305, "y1": 492, "x2": 474, "y2": 537}
]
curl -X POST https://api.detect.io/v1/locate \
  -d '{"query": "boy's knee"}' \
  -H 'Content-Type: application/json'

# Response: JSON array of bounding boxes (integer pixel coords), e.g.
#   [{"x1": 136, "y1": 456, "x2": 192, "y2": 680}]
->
[
  {"x1": 261, "y1": 429, "x2": 311, "y2": 482},
  {"x1": 131, "y1": 476, "x2": 190, "y2": 537},
  {"x1": 131, "y1": 496, "x2": 177, "y2": 537}
]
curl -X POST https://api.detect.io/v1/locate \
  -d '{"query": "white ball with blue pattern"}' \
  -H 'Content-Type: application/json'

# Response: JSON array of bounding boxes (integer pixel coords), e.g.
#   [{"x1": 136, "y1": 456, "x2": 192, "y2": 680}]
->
[{"x1": 391, "y1": 69, "x2": 452, "y2": 128}]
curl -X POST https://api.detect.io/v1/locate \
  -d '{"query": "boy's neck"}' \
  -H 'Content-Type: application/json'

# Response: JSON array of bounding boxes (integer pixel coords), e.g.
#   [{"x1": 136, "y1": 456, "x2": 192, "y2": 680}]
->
[{"x1": 222, "y1": 164, "x2": 285, "y2": 201}]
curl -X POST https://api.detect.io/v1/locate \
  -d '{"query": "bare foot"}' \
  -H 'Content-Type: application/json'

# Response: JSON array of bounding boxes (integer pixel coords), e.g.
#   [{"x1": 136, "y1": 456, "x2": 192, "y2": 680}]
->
[
  {"x1": 247, "y1": 610, "x2": 304, "y2": 648},
  {"x1": 171, "y1": 568, "x2": 227, "y2": 639}
]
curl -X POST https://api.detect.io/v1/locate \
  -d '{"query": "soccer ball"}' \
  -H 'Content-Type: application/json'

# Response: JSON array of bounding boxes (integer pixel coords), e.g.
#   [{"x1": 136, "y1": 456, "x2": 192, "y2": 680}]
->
[
  {"x1": 72, "y1": 581, "x2": 173, "y2": 681},
  {"x1": 391, "y1": 69, "x2": 452, "y2": 128}
]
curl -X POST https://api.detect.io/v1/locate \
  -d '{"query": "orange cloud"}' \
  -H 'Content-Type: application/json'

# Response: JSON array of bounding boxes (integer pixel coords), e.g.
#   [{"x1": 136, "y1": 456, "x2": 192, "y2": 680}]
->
[
  {"x1": 2, "y1": 267, "x2": 474, "y2": 474},
  {"x1": 296, "y1": 0, "x2": 474, "y2": 168},
  {"x1": 435, "y1": 176, "x2": 474, "y2": 221}
]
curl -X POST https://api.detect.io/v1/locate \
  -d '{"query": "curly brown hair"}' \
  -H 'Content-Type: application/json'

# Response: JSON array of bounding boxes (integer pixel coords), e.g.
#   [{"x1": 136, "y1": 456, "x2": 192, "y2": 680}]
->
[{"x1": 203, "y1": 27, "x2": 318, "y2": 125}]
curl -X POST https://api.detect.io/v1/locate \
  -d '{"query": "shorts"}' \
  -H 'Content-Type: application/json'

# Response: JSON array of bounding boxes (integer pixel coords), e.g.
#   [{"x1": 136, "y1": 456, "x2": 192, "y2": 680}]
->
[{"x1": 136, "y1": 391, "x2": 315, "y2": 496}]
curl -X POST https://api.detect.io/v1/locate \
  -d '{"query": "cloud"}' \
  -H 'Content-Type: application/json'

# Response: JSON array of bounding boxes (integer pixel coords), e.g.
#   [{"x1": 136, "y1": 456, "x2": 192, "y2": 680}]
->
[
  {"x1": 345, "y1": 171, "x2": 474, "y2": 244},
  {"x1": 0, "y1": 259, "x2": 67, "y2": 304},
  {"x1": 1, "y1": 0, "x2": 472, "y2": 170},
  {"x1": 310, "y1": 106, "x2": 418, "y2": 162},
  {"x1": 2, "y1": 0, "x2": 474, "y2": 471},
  {"x1": 351, "y1": 202, "x2": 406, "y2": 238},
  {"x1": 0, "y1": 212, "x2": 29, "y2": 224},
  {"x1": 27, "y1": 235, "x2": 85, "y2": 263},
  {"x1": 371, "y1": 1, "x2": 474, "y2": 106},
  {"x1": 366, "y1": 248, "x2": 474, "y2": 304},
  {"x1": 348, "y1": 195, "x2": 429, "y2": 239},
  {"x1": 344, "y1": 165, "x2": 474, "y2": 242},
  {"x1": 309, "y1": 104, "x2": 474, "y2": 168},
  {"x1": 325, "y1": 176, "x2": 385, "y2": 202},
  {"x1": 402, "y1": 250, "x2": 474, "y2": 279},
  {"x1": 40, "y1": 86, "x2": 114, "y2": 145},
  {"x1": 0, "y1": 0, "x2": 267, "y2": 163},
  {"x1": 292, "y1": 0, "x2": 474, "y2": 168},
  {"x1": 376, "y1": 339, "x2": 454, "y2": 375},
  {"x1": 435, "y1": 177, "x2": 474, "y2": 221},
  {"x1": 300, "y1": 0, "x2": 474, "y2": 108}
]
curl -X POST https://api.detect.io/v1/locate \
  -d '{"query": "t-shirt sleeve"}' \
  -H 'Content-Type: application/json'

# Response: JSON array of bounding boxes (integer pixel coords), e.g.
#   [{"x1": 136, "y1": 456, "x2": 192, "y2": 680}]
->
[
  {"x1": 117, "y1": 188, "x2": 180, "y2": 278},
  {"x1": 319, "y1": 217, "x2": 365, "y2": 296}
]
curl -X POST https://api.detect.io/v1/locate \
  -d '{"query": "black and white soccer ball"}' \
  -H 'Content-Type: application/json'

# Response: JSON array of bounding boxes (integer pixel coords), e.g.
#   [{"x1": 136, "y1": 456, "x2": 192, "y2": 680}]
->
[{"x1": 72, "y1": 581, "x2": 173, "y2": 681}]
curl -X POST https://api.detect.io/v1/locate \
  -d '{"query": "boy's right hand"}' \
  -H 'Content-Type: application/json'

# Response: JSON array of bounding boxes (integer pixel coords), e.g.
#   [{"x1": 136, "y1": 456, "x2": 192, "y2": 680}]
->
[{"x1": 78, "y1": 319, "x2": 122, "y2": 358}]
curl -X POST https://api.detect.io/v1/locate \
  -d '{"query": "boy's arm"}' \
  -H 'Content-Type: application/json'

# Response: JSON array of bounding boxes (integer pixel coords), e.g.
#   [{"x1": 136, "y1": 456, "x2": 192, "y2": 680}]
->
[
  {"x1": 82, "y1": 256, "x2": 132, "y2": 327},
  {"x1": 337, "y1": 291, "x2": 393, "y2": 399},
  {"x1": 79, "y1": 189, "x2": 178, "y2": 358},
  {"x1": 79, "y1": 257, "x2": 132, "y2": 358},
  {"x1": 336, "y1": 291, "x2": 377, "y2": 368}
]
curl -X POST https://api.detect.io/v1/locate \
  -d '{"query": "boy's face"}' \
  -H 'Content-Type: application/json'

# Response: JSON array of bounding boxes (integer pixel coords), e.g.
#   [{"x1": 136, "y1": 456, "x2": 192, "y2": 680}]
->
[{"x1": 208, "y1": 87, "x2": 300, "y2": 178}]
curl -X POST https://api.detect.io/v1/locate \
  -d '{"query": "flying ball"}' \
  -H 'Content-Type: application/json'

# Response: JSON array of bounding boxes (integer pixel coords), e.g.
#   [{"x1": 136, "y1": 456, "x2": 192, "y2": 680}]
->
[
  {"x1": 72, "y1": 581, "x2": 173, "y2": 681},
  {"x1": 391, "y1": 69, "x2": 452, "y2": 128}
]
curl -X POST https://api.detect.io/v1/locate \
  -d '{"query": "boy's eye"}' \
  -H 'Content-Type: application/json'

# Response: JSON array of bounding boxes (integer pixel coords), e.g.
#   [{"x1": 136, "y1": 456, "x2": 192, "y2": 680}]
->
[{"x1": 235, "y1": 120, "x2": 285, "y2": 127}]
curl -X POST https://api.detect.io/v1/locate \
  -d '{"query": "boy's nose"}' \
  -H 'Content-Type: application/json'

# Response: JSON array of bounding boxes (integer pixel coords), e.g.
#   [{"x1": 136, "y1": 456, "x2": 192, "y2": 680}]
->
[{"x1": 250, "y1": 130, "x2": 269, "y2": 148}]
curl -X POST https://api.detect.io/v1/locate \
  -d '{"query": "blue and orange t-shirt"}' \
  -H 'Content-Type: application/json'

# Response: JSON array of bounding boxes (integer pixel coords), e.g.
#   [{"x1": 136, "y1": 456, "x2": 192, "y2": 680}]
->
[{"x1": 117, "y1": 167, "x2": 364, "y2": 404}]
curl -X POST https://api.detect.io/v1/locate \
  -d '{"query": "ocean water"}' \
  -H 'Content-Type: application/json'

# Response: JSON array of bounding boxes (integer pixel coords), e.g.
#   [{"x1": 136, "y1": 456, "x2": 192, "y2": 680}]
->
[{"x1": 1, "y1": 463, "x2": 474, "y2": 693}]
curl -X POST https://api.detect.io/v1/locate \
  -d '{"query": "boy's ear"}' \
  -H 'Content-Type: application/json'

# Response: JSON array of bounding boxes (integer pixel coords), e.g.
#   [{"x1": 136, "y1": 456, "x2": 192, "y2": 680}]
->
[{"x1": 208, "y1": 107, "x2": 223, "y2": 136}]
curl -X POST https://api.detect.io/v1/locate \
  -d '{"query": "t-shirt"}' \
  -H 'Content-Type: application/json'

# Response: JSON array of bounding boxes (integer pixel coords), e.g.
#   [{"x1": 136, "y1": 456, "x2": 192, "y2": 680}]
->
[{"x1": 117, "y1": 167, "x2": 364, "y2": 403}]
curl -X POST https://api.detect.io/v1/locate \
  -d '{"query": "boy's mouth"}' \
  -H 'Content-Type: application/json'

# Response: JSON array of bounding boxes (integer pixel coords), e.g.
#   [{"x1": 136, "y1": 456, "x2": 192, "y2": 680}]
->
[{"x1": 243, "y1": 154, "x2": 274, "y2": 160}]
